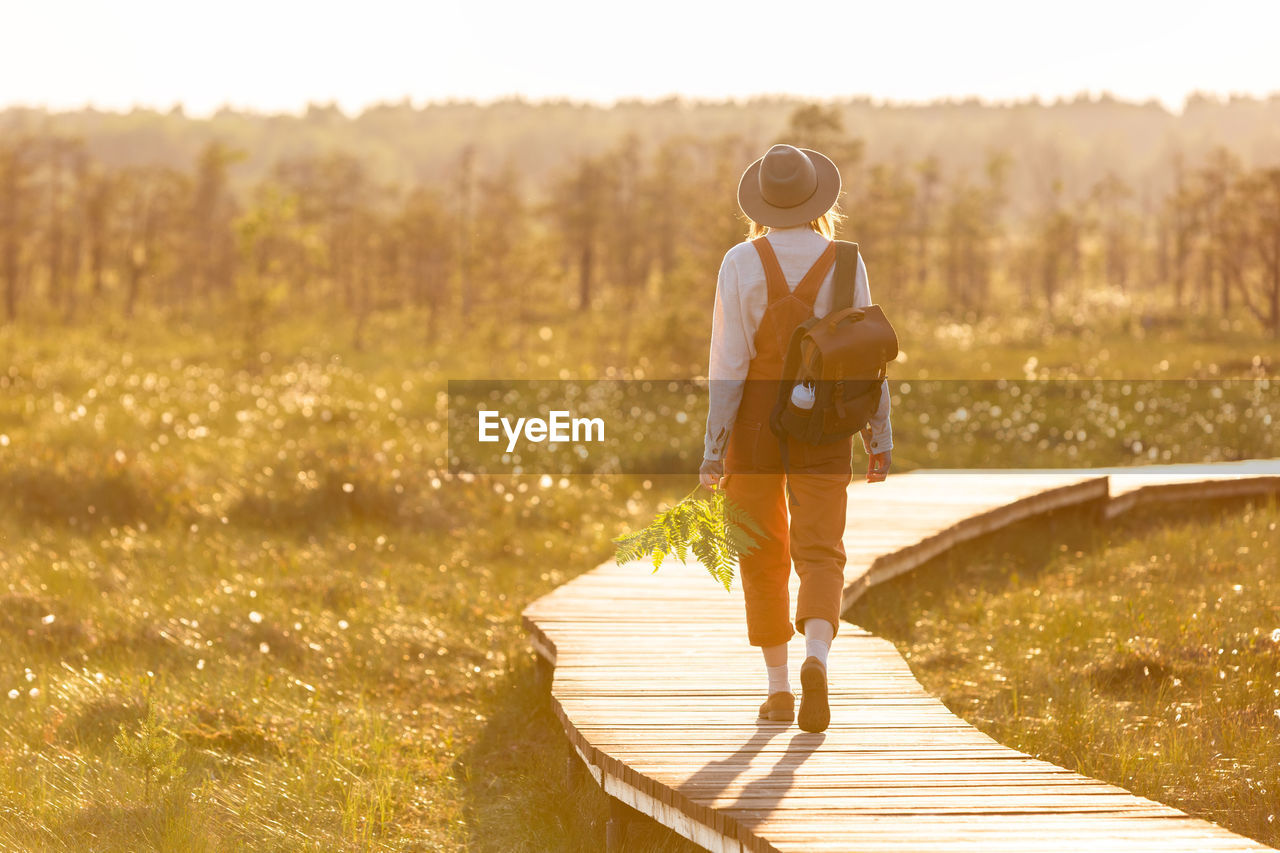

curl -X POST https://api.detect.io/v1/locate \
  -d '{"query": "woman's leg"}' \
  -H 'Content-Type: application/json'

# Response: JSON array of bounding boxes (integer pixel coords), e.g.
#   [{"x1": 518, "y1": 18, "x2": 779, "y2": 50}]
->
[
  {"x1": 786, "y1": 465, "x2": 852, "y2": 642},
  {"x1": 725, "y1": 471, "x2": 795, "y2": 649},
  {"x1": 730, "y1": 471, "x2": 795, "y2": 721},
  {"x1": 802, "y1": 616, "x2": 834, "y2": 670},
  {"x1": 785, "y1": 439, "x2": 853, "y2": 733},
  {"x1": 725, "y1": 423, "x2": 795, "y2": 719},
  {"x1": 763, "y1": 640, "x2": 789, "y2": 696}
]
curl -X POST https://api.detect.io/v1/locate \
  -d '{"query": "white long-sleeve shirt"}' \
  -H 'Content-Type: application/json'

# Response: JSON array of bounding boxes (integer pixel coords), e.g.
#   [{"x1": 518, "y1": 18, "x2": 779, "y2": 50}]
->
[{"x1": 703, "y1": 225, "x2": 893, "y2": 461}]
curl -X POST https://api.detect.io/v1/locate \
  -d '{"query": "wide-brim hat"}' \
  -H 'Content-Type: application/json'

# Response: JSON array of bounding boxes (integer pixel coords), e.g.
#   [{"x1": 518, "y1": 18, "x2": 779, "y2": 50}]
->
[{"x1": 737, "y1": 144, "x2": 841, "y2": 228}]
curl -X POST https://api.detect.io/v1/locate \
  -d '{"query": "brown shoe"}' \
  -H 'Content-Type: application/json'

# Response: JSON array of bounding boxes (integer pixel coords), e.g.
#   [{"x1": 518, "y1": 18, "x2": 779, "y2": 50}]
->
[
  {"x1": 757, "y1": 691, "x2": 795, "y2": 723},
  {"x1": 798, "y1": 656, "x2": 830, "y2": 733}
]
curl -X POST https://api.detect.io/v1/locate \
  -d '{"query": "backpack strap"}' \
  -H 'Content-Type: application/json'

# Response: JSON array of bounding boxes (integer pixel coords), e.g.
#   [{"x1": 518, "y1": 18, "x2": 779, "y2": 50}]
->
[
  {"x1": 770, "y1": 319, "x2": 816, "y2": 506},
  {"x1": 750, "y1": 236, "x2": 790, "y2": 303},
  {"x1": 793, "y1": 242, "x2": 838, "y2": 306},
  {"x1": 769, "y1": 322, "x2": 810, "y2": 439},
  {"x1": 833, "y1": 240, "x2": 860, "y2": 312}
]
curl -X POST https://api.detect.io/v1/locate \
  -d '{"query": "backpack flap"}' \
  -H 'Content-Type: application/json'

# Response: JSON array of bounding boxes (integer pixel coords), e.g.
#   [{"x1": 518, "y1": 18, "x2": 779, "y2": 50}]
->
[{"x1": 805, "y1": 303, "x2": 899, "y2": 380}]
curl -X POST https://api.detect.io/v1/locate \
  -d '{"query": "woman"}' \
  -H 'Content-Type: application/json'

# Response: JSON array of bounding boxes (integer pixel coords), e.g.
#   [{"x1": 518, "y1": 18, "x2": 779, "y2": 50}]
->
[{"x1": 699, "y1": 143, "x2": 893, "y2": 733}]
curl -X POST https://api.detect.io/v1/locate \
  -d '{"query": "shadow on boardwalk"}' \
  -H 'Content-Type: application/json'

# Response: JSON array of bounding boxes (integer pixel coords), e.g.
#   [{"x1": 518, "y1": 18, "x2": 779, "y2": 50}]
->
[{"x1": 677, "y1": 725, "x2": 826, "y2": 822}]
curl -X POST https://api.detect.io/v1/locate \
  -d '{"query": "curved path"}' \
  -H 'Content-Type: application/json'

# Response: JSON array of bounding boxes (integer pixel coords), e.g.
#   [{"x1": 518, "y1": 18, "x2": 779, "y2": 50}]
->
[{"x1": 523, "y1": 461, "x2": 1280, "y2": 852}]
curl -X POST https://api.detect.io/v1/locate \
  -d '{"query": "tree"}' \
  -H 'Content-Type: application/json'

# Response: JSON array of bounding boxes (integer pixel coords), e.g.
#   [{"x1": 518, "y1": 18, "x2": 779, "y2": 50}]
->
[
  {"x1": 1222, "y1": 168, "x2": 1280, "y2": 338},
  {"x1": 604, "y1": 135, "x2": 648, "y2": 302},
  {"x1": 118, "y1": 165, "x2": 189, "y2": 318},
  {"x1": 453, "y1": 145, "x2": 478, "y2": 319},
  {"x1": 1033, "y1": 179, "x2": 1078, "y2": 320},
  {"x1": 692, "y1": 134, "x2": 755, "y2": 268},
  {"x1": 849, "y1": 162, "x2": 915, "y2": 301},
  {"x1": 780, "y1": 103, "x2": 865, "y2": 186},
  {"x1": 549, "y1": 153, "x2": 609, "y2": 312},
  {"x1": 38, "y1": 136, "x2": 87, "y2": 317},
  {"x1": 913, "y1": 156, "x2": 941, "y2": 297},
  {"x1": 1160, "y1": 153, "x2": 1197, "y2": 310},
  {"x1": 1192, "y1": 147, "x2": 1241, "y2": 317},
  {"x1": 187, "y1": 141, "x2": 243, "y2": 305},
  {"x1": 233, "y1": 183, "x2": 308, "y2": 354},
  {"x1": 395, "y1": 186, "x2": 453, "y2": 339},
  {"x1": 347, "y1": 204, "x2": 386, "y2": 350},
  {"x1": 642, "y1": 136, "x2": 696, "y2": 288},
  {"x1": 273, "y1": 151, "x2": 372, "y2": 310},
  {"x1": 0, "y1": 139, "x2": 33, "y2": 322},
  {"x1": 1087, "y1": 171, "x2": 1137, "y2": 293},
  {"x1": 81, "y1": 164, "x2": 114, "y2": 305},
  {"x1": 473, "y1": 160, "x2": 533, "y2": 319},
  {"x1": 941, "y1": 154, "x2": 1008, "y2": 314}
]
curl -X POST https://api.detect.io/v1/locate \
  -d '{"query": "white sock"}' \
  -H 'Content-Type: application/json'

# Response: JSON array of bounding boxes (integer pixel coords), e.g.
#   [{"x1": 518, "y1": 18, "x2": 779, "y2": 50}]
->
[
  {"x1": 766, "y1": 663, "x2": 790, "y2": 695},
  {"x1": 804, "y1": 618, "x2": 834, "y2": 670}
]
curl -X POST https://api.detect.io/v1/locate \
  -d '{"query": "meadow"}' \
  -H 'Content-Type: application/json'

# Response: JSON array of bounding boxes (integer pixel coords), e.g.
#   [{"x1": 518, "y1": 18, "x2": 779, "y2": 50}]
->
[
  {"x1": 0, "y1": 300, "x2": 1276, "y2": 851},
  {"x1": 848, "y1": 495, "x2": 1280, "y2": 848}
]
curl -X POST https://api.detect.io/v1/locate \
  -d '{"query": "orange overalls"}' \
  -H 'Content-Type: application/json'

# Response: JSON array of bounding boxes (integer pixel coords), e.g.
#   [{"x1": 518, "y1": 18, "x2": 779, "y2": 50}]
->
[{"x1": 723, "y1": 236, "x2": 854, "y2": 648}]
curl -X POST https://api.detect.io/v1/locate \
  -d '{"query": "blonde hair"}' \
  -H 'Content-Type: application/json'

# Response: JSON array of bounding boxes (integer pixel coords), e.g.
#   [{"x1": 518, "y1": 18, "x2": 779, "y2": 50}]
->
[{"x1": 746, "y1": 197, "x2": 846, "y2": 240}]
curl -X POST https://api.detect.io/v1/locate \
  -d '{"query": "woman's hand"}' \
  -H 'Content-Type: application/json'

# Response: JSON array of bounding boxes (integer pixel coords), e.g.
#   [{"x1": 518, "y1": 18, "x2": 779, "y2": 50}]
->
[
  {"x1": 866, "y1": 450, "x2": 891, "y2": 483},
  {"x1": 699, "y1": 457, "x2": 725, "y2": 489}
]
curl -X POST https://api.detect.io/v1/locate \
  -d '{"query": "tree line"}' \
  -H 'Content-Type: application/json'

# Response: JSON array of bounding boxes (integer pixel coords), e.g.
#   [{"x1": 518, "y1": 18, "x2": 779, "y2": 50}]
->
[{"x1": 2, "y1": 104, "x2": 1278, "y2": 340}]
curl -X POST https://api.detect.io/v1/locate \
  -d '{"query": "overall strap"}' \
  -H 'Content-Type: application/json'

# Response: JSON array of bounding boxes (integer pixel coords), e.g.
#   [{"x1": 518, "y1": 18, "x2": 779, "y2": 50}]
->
[
  {"x1": 793, "y1": 242, "x2": 839, "y2": 306},
  {"x1": 750, "y1": 236, "x2": 790, "y2": 303}
]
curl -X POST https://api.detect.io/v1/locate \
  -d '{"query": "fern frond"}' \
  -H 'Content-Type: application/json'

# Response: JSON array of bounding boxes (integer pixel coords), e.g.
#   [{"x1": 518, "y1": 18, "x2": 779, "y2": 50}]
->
[
  {"x1": 612, "y1": 484, "x2": 766, "y2": 592},
  {"x1": 720, "y1": 492, "x2": 766, "y2": 549}
]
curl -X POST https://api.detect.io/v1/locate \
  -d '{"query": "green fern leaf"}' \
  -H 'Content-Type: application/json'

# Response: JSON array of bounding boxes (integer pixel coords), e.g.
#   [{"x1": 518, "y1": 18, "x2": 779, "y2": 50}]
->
[{"x1": 613, "y1": 484, "x2": 766, "y2": 592}]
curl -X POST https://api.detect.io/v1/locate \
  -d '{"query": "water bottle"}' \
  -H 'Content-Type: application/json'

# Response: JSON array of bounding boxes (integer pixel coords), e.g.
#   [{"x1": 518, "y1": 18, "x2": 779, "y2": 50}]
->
[{"x1": 790, "y1": 381, "x2": 815, "y2": 410}]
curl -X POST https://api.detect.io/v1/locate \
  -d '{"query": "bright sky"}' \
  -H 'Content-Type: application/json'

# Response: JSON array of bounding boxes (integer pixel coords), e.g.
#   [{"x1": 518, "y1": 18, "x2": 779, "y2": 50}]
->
[{"x1": 4, "y1": 0, "x2": 1278, "y2": 116}]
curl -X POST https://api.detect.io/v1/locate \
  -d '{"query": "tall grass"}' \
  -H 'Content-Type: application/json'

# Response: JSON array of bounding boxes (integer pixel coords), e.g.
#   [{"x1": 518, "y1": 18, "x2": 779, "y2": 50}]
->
[
  {"x1": 0, "y1": 303, "x2": 1274, "y2": 850},
  {"x1": 0, "y1": 309, "x2": 724, "y2": 851},
  {"x1": 849, "y1": 495, "x2": 1280, "y2": 848}
]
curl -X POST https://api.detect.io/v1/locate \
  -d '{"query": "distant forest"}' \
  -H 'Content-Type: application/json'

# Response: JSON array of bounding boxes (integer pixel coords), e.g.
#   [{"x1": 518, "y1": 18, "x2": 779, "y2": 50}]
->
[{"x1": 2, "y1": 93, "x2": 1280, "y2": 339}]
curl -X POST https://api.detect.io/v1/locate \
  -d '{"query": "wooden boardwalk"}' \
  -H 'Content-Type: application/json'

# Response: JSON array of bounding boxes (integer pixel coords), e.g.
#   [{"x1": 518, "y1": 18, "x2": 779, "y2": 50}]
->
[{"x1": 523, "y1": 461, "x2": 1280, "y2": 852}]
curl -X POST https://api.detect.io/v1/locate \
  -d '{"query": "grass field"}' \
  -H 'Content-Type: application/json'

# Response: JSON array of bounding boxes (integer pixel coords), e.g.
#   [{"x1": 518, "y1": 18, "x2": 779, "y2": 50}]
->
[
  {"x1": 0, "y1": 312, "x2": 705, "y2": 851},
  {"x1": 0, "y1": 304, "x2": 1275, "y2": 850},
  {"x1": 848, "y1": 495, "x2": 1280, "y2": 848}
]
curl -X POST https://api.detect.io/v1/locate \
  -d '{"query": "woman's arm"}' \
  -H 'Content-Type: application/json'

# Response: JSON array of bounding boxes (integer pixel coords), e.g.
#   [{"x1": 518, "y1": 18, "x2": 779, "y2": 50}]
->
[
  {"x1": 703, "y1": 249, "x2": 751, "y2": 463},
  {"x1": 852, "y1": 251, "x2": 893, "y2": 457}
]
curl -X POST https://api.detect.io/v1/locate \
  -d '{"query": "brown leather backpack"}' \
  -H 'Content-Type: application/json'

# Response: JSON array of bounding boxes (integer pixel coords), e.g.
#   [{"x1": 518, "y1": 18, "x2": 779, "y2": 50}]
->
[{"x1": 769, "y1": 241, "x2": 898, "y2": 470}]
